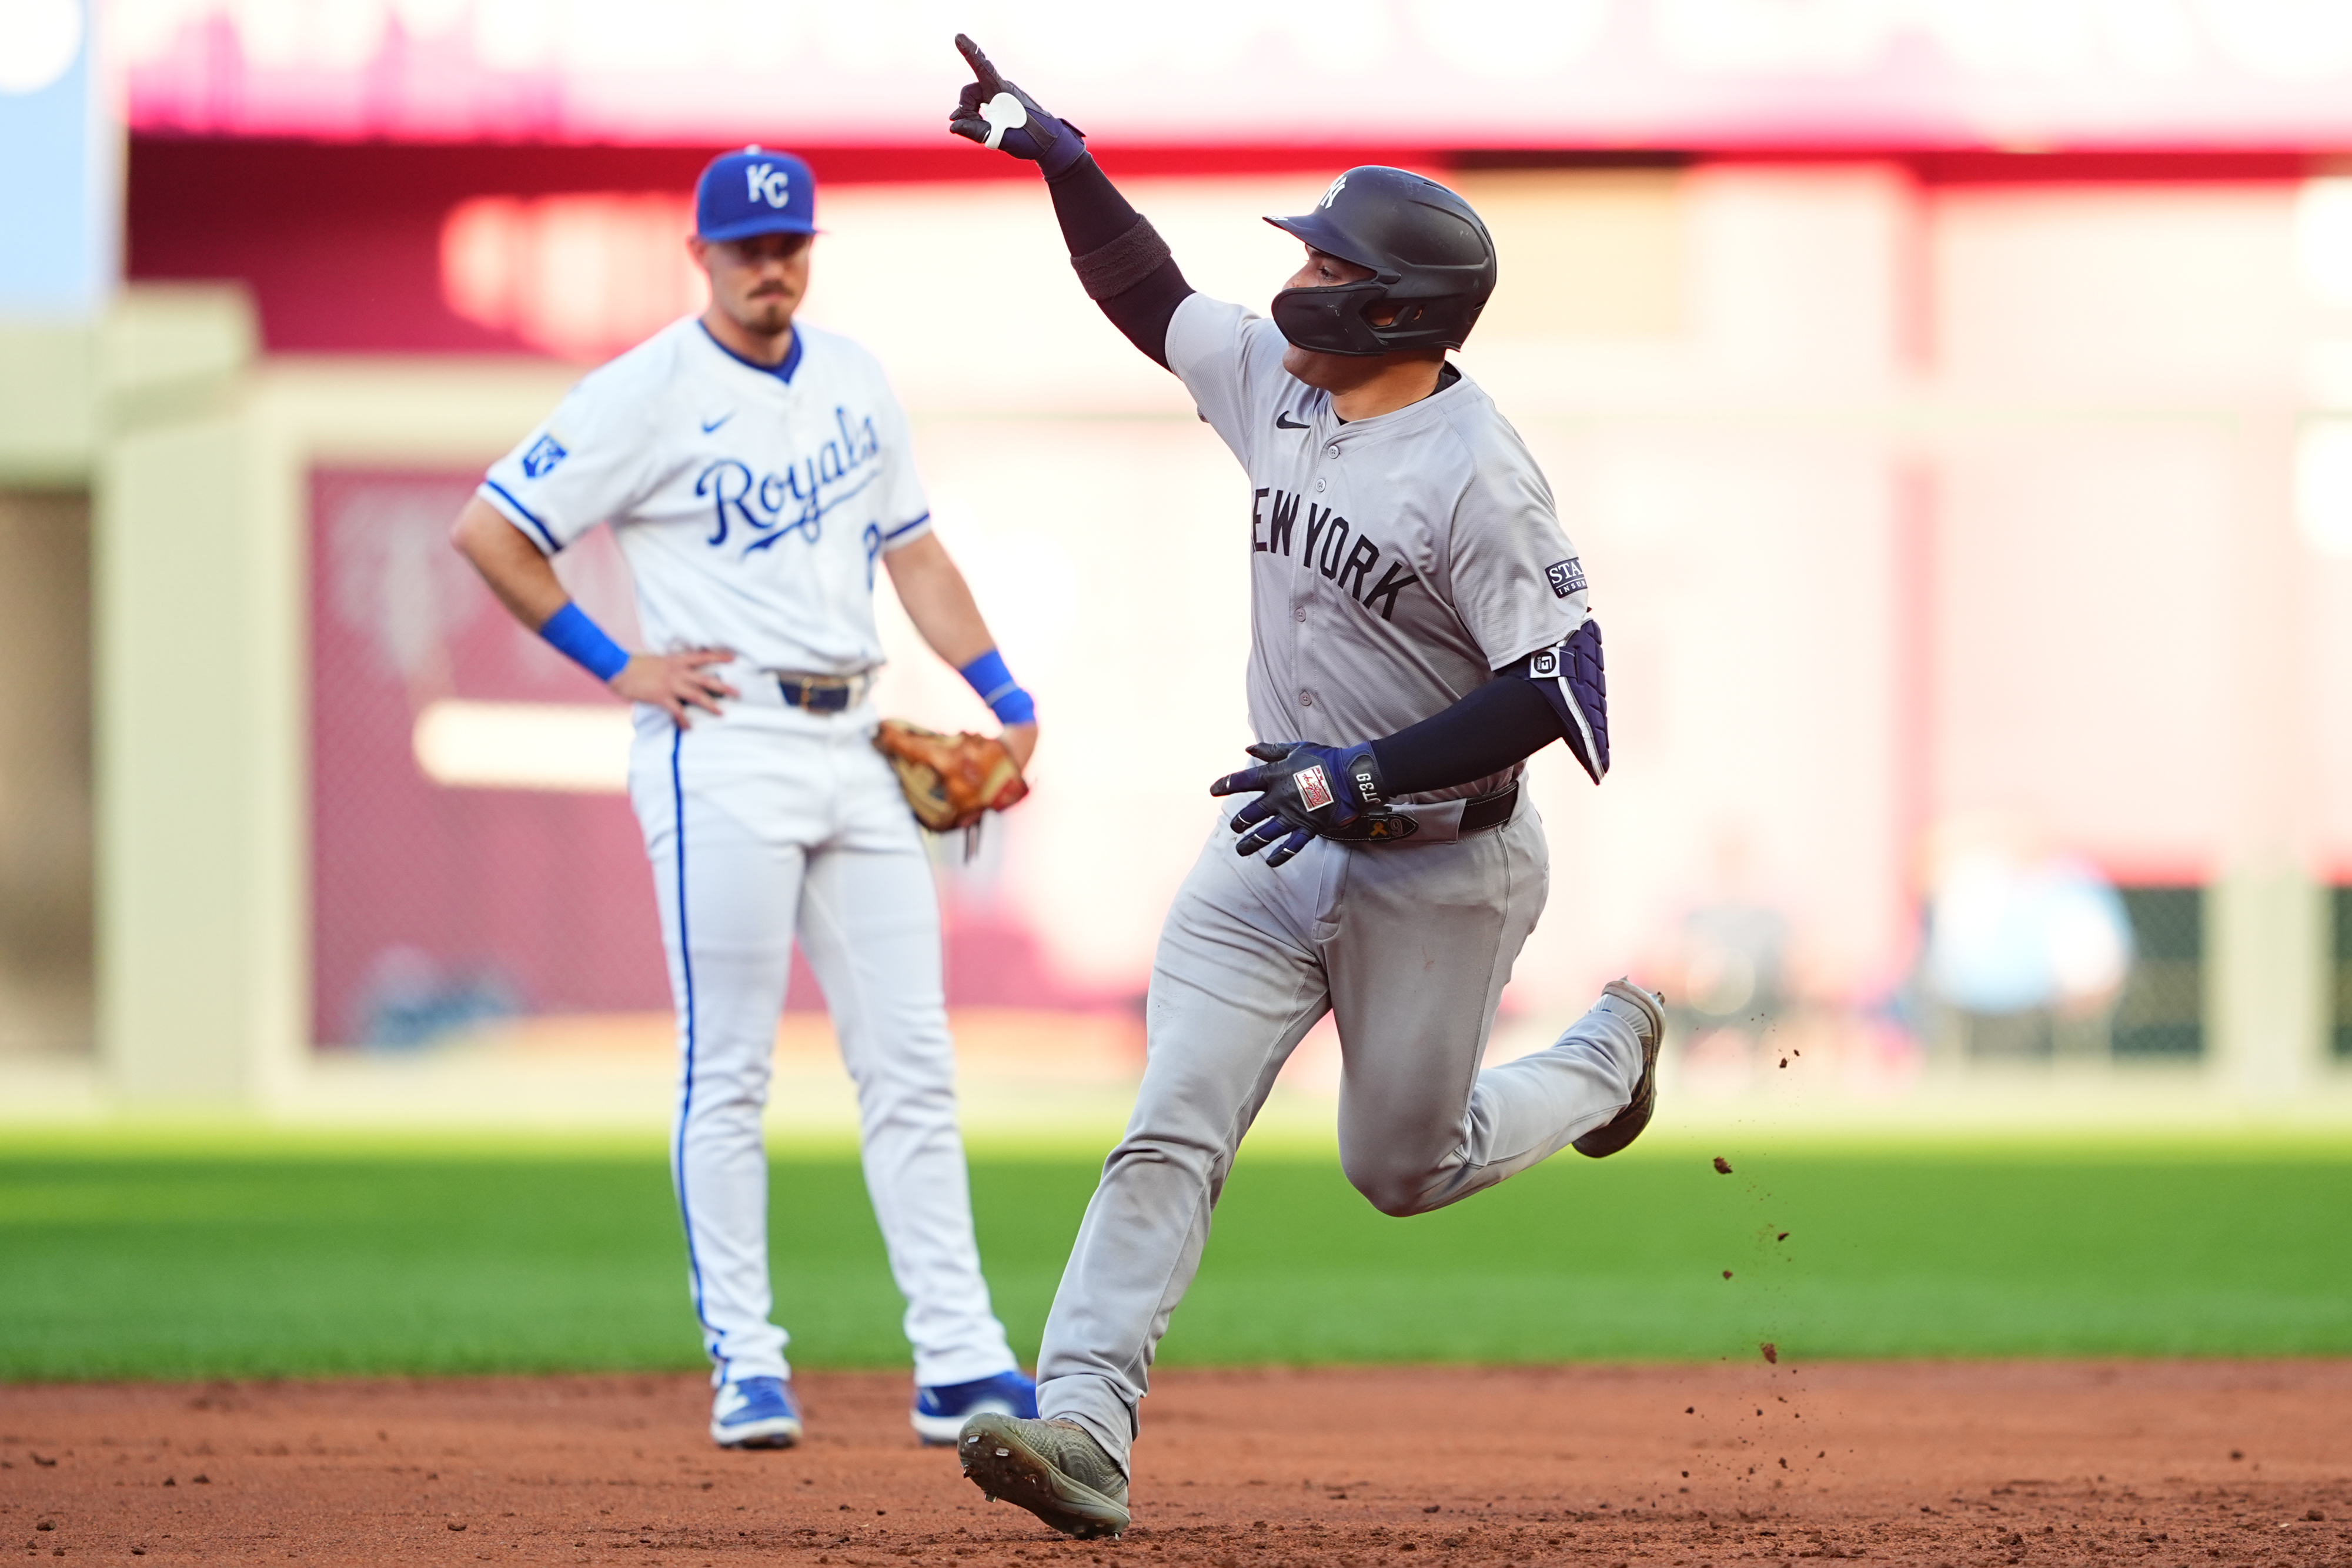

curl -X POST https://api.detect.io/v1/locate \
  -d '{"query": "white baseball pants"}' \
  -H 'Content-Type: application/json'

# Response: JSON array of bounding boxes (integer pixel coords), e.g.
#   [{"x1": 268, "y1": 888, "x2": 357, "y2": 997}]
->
[{"x1": 629, "y1": 691, "x2": 1018, "y2": 1389}]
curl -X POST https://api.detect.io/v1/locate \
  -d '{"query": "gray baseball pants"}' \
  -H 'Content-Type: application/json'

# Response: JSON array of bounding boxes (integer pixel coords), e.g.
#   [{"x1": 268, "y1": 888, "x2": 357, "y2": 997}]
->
[{"x1": 1035, "y1": 804, "x2": 1650, "y2": 1472}]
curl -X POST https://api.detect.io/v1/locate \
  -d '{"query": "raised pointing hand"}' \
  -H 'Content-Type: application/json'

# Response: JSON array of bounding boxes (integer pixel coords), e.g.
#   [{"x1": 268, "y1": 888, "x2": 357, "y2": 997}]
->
[
  {"x1": 956, "y1": 32, "x2": 1005, "y2": 99},
  {"x1": 947, "y1": 33, "x2": 1087, "y2": 175}
]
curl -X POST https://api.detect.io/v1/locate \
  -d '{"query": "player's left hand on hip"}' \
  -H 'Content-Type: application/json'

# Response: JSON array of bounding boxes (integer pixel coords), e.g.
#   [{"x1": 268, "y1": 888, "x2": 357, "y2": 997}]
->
[
  {"x1": 947, "y1": 34, "x2": 1087, "y2": 176},
  {"x1": 1208, "y1": 740, "x2": 1389, "y2": 869}
]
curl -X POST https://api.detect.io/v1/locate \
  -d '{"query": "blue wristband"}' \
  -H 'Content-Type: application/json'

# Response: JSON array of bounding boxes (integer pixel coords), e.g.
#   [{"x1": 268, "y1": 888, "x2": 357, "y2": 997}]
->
[
  {"x1": 958, "y1": 648, "x2": 1036, "y2": 726},
  {"x1": 539, "y1": 601, "x2": 630, "y2": 683}
]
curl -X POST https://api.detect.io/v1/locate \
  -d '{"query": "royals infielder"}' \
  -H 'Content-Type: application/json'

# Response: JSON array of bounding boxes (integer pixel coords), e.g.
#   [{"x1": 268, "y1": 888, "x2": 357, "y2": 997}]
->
[
  {"x1": 940, "y1": 40, "x2": 1668, "y2": 1537},
  {"x1": 450, "y1": 147, "x2": 1040, "y2": 1450}
]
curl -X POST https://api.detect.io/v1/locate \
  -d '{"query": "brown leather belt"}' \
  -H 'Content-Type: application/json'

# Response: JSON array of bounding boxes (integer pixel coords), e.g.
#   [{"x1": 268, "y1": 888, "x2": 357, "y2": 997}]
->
[{"x1": 772, "y1": 671, "x2": 871, "y2": 713}]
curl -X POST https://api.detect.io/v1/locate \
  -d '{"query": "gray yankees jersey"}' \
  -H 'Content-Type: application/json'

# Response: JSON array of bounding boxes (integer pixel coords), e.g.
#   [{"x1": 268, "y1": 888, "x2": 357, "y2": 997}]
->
[{"x1": 1166, "y1": 293, "x2": 1591, "y2": 804}]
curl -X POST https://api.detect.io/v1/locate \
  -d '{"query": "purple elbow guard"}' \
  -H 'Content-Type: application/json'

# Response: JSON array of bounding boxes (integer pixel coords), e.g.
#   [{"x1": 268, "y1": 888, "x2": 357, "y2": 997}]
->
[{"x1": 1527, "y1": 619, "x2": 1609, "y2": 785}]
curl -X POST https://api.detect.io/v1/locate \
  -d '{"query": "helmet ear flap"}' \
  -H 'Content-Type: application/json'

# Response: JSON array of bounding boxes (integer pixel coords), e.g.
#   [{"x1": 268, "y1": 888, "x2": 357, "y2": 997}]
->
[
  {"x1": 1270, "y1": 280, "x2": 1392, "y2": 356},
  {"x1": 1271, "y1": 285, "x2": 1465, "y2": 356}
]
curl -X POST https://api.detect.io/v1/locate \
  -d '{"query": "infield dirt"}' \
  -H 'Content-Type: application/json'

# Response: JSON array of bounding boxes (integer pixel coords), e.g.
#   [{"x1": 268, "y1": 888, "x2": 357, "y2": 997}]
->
[{"x1": 4, "y1": 1362, "x2": 2347, "y2": 1566}]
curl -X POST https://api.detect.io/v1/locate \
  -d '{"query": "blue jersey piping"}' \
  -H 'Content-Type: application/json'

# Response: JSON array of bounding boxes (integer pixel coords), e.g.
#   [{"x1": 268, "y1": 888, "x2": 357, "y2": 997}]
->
[
  {"x1": 483, "y1": 480, "x2": 562, "y2": 553},
  {"x1": 697, "y1": 318, "x2": 806, "y2": 385}
]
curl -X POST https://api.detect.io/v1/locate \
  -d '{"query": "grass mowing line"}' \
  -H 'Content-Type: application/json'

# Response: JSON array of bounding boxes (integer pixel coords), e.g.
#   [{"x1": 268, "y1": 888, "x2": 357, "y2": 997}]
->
[
  {"x1": 0, "y1": 1126, "x2": 685, "y2": 1164},
  {"x1": 9, "y1": 1124, "x2": 2352, "y2": 1164},
  {"x1": 3, "y1": 1148, "x2": 2349, "y2": 1381}
]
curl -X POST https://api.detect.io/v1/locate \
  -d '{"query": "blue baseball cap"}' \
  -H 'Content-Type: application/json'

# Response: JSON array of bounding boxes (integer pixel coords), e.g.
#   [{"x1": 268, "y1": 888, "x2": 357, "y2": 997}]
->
[{"x1": 696, "y1": 146, "x2": 818, "y2": 242}]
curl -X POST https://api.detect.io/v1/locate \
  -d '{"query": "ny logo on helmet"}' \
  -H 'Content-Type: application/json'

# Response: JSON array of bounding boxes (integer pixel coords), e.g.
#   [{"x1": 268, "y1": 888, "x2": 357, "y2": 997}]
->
[
  {"x1": 1319, "y1": 173, "x2": 1348, "y2": 209},
  {"x1": 744, "y1": 162, "x2": 791, "y2": 208}
]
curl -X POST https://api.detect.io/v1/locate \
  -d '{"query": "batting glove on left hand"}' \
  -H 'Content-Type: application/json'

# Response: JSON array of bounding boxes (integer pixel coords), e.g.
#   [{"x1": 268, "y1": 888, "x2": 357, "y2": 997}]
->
[
  {"x1": 1209, "y1": 741, "x2": 1391, "y2": 868},
  {"x1": 948, "y1": 34, "x2": 1088, "y2": 178}
]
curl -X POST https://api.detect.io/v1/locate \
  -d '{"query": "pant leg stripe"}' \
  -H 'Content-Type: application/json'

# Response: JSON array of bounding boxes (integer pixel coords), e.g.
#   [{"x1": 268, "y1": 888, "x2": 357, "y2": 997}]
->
[{"x1": 669, "y1": 725, "x2": 721, "y2": 1372}]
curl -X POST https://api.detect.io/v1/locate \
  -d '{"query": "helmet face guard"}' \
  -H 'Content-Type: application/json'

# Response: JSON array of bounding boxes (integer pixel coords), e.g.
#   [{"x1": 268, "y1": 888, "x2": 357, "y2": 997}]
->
[
  {"x1": 1264, "y1": 167, "x2": 1496, "y2": 357},
  {"x1": 1269, "y1": 280, "x2": 1398, "y2": 357}
]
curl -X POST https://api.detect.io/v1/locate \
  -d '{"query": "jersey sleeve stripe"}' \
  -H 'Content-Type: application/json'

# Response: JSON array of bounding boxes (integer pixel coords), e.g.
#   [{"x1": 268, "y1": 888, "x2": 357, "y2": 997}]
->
[
  {"x1": 481, "y1": 479, "x2": 562, "y2": 554},
  {"x1": 883, "y1": 511, "x2": 931, "y2": 541}
]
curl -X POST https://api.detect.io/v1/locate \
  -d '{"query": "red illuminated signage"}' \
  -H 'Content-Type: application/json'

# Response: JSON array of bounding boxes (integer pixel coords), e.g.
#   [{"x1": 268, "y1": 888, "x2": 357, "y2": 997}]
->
[{"x1": 122, "y1": 2, "x2": 2352, "y2": 149}]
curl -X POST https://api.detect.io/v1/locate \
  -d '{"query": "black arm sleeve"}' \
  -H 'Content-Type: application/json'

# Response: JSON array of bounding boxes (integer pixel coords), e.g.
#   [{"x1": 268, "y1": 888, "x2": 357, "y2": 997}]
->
[
  {"x1": 1046, "y1": 153, "x2": 1194, "y2": 369},
  {"x1": 1044, "y1": 152, "x2": 1142, "y2": 252},
  {"x1": 1366, "y1": 674, "x2": 1568, "y2": 797}
]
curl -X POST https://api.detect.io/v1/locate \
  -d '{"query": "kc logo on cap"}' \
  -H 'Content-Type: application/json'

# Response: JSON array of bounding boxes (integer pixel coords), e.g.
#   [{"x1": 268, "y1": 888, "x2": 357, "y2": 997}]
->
[
  {"x1": 696, "y1": 146, "x2": 819, "y2": 243},
  {"x1": 745, "y1": 161, "x2": 791, "y2": 209}
]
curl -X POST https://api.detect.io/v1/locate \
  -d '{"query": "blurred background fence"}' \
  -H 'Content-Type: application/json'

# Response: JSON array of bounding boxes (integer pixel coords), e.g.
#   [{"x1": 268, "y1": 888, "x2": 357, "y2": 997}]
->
[{"x1": 6, "y1": 1, "x2": 2352, "y2": 1132}]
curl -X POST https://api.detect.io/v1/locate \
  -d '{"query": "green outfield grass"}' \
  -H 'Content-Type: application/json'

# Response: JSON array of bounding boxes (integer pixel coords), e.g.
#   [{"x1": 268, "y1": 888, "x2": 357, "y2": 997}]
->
[{"x1": 2, "y1": 1132, "x2": 2350, "y2": 1381}]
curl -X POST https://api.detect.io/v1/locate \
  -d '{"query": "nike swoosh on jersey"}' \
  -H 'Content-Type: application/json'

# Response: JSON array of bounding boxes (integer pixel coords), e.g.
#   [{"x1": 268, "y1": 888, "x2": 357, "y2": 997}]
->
[
  {"x1": 701, "y1": 412, "x2": 735, "y2": 433},
  {"x1": 1275, "y1": 411, "x2": 1309, "y2": 430}
]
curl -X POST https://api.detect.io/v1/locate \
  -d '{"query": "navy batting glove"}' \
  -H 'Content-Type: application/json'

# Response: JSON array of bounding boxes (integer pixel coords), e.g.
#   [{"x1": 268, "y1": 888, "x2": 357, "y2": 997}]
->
[
  {"x1": 948, "y1": 35, "x2": 1088, "y2": 178},
  {"x1": 1210, "y1": 741, "x2": 1388, "y2": 870}
]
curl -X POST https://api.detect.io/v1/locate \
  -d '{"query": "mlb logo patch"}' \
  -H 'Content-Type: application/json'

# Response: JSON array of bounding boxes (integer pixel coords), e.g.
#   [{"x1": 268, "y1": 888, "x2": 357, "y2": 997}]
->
[
  {"x1": 522, "y1": 434, "x2": 569, "y2": 479},
  {"x1": 1546, "y1": 557, "x2": 1587, "y2": 599},
  {"x1": 1295, "y1": 763, "x2": 1335, "y2": 812}
]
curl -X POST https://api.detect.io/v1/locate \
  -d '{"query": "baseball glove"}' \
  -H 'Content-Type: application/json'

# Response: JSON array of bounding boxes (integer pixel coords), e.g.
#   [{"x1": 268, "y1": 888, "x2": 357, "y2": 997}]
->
[{"x1": 874, "y1": 719, "x2": 1030, "y2": 833}]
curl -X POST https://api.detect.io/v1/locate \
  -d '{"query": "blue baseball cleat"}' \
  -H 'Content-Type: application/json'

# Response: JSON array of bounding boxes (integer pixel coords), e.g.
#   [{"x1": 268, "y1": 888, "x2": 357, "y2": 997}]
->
[
  {"x1": 710, "y1": 1375, "x2": 803, "y2": 1449},
  {"x1": 911, "y1": 1369, "x2": 1038, "y2": 1446}
]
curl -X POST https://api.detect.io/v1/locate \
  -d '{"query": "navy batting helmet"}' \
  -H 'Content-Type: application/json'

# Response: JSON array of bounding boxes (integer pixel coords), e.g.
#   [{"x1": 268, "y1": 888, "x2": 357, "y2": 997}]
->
[{"x1": 1265, "y1": 167, "x2": 1497, "y2": 356}]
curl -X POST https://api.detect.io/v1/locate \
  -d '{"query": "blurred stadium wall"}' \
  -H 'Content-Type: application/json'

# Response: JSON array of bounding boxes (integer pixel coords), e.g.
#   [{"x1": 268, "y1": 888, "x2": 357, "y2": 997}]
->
[{"x1": 6, "y1": 2, "x2": 2352, "y2": 1128}]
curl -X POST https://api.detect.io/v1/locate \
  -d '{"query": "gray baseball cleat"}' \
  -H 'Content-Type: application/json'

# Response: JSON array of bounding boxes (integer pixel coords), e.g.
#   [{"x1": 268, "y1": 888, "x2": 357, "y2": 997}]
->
[
  {"x1": 958, "y1": 1412, "x2": 1131, "y2": 1539},
  {"x1": 1573, "y1": 978, "x2": 1667, "y2": 1159}
]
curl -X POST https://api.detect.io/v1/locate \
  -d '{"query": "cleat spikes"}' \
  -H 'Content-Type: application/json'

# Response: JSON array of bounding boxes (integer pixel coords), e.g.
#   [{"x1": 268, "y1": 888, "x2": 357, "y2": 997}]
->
[{"x1": 954, "y1": 1412, "x2": 1130, "y2": 1539}]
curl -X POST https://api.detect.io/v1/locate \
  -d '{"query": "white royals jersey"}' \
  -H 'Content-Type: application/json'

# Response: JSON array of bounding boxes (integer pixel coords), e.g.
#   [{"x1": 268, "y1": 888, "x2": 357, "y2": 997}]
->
[{"x1": 479, "y1": 316, "x2": 932, "y2": 675}]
